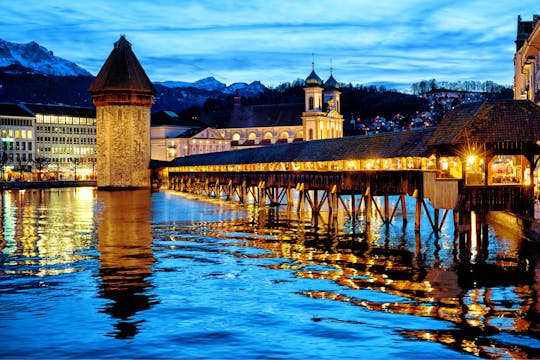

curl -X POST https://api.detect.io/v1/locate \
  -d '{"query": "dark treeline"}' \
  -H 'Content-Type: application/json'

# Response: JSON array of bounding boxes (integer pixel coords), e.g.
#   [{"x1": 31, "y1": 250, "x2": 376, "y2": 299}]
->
[
  {"x1": 410, "y1": 79, "x2": 512, "y2": 95},
  {"x1": 188, "y1": 79, "x2": 429, "y2": 130}
]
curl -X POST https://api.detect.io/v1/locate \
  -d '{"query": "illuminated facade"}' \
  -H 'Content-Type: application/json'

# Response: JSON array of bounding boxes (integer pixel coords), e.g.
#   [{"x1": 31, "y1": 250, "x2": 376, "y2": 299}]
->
[
  {"x1": 0, "y1": 103, "x2": 35, "y2": 180},
  {"x1": 150, "y1": 111, "x2": 230, "y2": 161},
  {"x1": 219, "y1": 67, "x2": 343, "y2": 147},
  {"x1": 514, "y1": 14, "x2": 540, "y2": 104},
  {"x1": 151, "y1": 127, "x2": 230, "y2": 161},
  {"x1": 25, "y1": 103, "x2": 96, "y2": 180},
  {"x1": 302, "y1": 68, "x2": 343, "y2": 140}
]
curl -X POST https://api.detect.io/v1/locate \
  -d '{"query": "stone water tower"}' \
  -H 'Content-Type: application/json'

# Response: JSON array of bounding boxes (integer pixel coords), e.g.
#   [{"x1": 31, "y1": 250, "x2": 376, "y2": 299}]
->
[{"x1": 89, "y1": 35, "x2": 155, "y2": 189}]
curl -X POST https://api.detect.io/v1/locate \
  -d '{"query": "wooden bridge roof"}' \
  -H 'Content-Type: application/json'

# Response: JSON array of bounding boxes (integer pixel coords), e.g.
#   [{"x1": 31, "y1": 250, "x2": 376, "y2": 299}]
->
[
  {"x1": 154, "y1": 127, "x2": 435, "y2": 168},
  {"x1": 428, "y1": 99, "x2": 540, "y2": 146}
]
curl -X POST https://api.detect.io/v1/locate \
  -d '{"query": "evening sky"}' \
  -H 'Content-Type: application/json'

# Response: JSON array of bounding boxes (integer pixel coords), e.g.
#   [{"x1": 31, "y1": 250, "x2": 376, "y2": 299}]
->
[{"x1": 1, "y1": 0, "x2": 538, "y2": 89}]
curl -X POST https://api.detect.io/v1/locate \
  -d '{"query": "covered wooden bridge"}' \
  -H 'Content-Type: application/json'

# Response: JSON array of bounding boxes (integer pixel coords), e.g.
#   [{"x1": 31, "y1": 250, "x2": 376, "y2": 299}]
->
[{"x1": 151, "y1": 99, "x2": 540, "y2": 236}]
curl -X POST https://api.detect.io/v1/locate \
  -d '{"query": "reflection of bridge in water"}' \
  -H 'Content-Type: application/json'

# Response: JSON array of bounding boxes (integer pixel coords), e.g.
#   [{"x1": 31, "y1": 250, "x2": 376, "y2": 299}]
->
[{"x1": 165, "y1": 204, "x2": 540, "y2": 358}]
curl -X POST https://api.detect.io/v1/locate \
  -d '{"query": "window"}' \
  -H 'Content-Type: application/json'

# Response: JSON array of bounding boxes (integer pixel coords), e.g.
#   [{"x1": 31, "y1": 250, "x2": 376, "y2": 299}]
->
[{"x1": 309, "y1": 97, "x2": 314, "y2": 110}]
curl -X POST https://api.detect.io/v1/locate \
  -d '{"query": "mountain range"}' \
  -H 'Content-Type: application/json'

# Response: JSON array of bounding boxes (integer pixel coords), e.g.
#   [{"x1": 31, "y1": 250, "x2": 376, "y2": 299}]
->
[
  {"x1": 0, "y1": 39, "x2": 91, "y2": 77},
  {"x1": 0, "y1": 38, "x2": 266, "y2": 106}
]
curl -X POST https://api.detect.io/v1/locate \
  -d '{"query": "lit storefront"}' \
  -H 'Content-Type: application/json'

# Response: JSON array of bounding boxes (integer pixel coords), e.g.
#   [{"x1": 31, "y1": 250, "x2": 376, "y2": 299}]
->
[{"x1": 488, "y1": 155, "x2": 531, "y2": 185}]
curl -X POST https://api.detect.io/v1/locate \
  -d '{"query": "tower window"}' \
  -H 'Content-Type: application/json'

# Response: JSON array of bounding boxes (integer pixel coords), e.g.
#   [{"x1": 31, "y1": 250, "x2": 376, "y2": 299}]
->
[{"x1": 309, "y1": 97, "x2": 314, "y2": 110}]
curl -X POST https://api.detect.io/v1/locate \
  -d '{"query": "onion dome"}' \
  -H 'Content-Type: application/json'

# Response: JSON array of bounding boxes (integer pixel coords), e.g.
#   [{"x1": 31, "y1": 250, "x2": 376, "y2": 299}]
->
[
  {"x1": 325, "y1": 74, "x2": 339, "y2": 89},
  {"x1": 305, "y1": 69, "x2": 323, "y2": 87}
]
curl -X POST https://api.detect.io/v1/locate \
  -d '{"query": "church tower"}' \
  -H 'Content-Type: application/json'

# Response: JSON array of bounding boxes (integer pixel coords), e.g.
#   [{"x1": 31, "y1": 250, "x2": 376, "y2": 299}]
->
[
  {"x1": 323, "y1": 69, "x2": 343, "y2": 138},
  {"x1": 89, "y1": 36, "x2": 156, "y2": 189},
  {"x1": 301, "y1": 63, "x2": 324, "y2": 140},
  {"x1": 324, "y1": 69, "x2": 341, "y2": 114},
  {"x1": 301, "y1": 63, "x2": 343, "y2": 140}
]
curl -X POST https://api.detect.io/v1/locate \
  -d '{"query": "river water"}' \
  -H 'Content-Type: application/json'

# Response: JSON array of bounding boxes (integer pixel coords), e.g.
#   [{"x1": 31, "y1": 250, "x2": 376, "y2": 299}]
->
[{"x1": 1, "y1": 187, "x2": 539, "y2": 359}]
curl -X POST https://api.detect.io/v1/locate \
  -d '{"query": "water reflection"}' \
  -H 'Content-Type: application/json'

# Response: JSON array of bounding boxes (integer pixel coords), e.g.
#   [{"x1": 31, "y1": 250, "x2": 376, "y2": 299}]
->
[
  {"x1": 164, "y1": 204, "x2": 540, "y2": 358},
  {"x1": 95, "y1": 190, "x2": 156, "y2": 339},
  {"x1": 0, "y1": 188, "x2": 95, "y2": 280}
]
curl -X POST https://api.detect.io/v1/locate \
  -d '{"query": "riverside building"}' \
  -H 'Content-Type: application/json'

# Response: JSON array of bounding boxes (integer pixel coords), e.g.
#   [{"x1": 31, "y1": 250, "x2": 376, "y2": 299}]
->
[
  {"x1": 26, "y1": 103, "x2": 96, "y2": 181},
  {"x1": 0, "y1": 103, "x2": 35, "y2": 180},
  {"x1": 218, "y1": 66, "x2": 344, "y2": 147},
  {"x1": 514, "y1": 14, "x2": 540, "y2": 104},
  {"x1": 150, "y1": 110, "x2": 230, "y2": 161},
  {"x1": 0, "y1": 103, "x2": 96, "y2": 181}
]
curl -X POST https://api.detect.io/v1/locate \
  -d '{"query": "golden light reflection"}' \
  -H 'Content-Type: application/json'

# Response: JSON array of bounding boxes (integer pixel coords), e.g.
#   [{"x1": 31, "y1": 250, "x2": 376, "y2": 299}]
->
[
  {"x1": 183, "y1": 204, "x2": 540, "y2": 358},
  {"x1": 1, "y1": 188, "x2": 96, "y2": 276},
  {"x1": 96, "y1": 190, "x2": 156, "y2": 339}
]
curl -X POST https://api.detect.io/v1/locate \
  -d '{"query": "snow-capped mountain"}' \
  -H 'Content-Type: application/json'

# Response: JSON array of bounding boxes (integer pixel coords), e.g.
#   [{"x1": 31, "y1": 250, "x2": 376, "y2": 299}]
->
[
  {"x1": 0, "y1": 39, "x2": 91, "y2": 77},
  {"x1": 157, "y1": 77, "x2": 226, "y2": 91},
  {"x1": 156, "y1": 76, "x2": 266, "y2": 96}
]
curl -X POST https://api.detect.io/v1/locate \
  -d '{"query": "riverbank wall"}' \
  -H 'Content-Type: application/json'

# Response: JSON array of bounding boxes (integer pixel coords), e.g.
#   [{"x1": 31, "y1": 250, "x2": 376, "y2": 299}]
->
[{"x1": 0, "y1": 180, "x2": 96, "y2": 190}]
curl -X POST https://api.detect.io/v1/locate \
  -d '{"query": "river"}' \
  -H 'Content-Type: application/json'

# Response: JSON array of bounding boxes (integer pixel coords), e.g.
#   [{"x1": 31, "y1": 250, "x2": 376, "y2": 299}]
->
[{"x1": 1, "y1": 187, "x2": 539, "y2": 359}]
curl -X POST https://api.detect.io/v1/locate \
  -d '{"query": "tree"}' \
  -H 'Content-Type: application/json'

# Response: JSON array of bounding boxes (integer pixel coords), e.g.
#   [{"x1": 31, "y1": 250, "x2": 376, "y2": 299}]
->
[
  {"x1": 71, "y1": 158, "x2": 80, "y2": 181},
  {"x1": 34, "y1": 157, "x2": 49, "y2": 181}
]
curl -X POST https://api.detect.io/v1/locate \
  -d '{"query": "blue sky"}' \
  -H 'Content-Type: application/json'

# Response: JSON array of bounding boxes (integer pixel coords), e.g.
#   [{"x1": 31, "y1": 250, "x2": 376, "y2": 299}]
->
[{"x1": 1, "y1": 0, "x2": 538, "y2": 89}]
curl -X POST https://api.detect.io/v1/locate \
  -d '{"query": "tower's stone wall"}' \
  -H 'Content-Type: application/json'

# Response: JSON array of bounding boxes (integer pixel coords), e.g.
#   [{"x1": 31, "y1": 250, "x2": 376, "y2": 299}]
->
[{"x1": 96, "y1": 104, "x2": 151, "y2": 189}]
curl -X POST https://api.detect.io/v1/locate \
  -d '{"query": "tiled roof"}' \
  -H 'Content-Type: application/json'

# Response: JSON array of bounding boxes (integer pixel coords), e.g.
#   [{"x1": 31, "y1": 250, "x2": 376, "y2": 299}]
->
[
  {"x1": 225, "y1": 103, "x2": 303, "y2": 128},
  {"x1": 428, "y1": 99, "x2": 540, "y2": 146},
  {"x1": 176, "y1": 128, "x2": 204, "y2": 138},
  {"x1": 158, "y1": 128, "x2": 435, "y2": 167},
  {"x1": 89, "y1": 35, "x2": 155, "y2": 94},
  {"x1": 22, "y1": 103, "x2": 95, "y2": 118},
  {"x1": 0, "y1": 103, "x2": 34, "y2": 117},
  {"x1": 151, "y1": 110, "x2": 207, "y2": 127}
]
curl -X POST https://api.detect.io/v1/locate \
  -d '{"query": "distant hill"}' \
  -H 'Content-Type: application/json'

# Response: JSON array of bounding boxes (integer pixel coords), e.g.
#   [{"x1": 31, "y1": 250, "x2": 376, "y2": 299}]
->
[
  {"x1": 0, "y1": 72, "x2": 94, "y2": 107},
  {"x1": 156, "y1": 77, "x2": 267, "y2": 97}
]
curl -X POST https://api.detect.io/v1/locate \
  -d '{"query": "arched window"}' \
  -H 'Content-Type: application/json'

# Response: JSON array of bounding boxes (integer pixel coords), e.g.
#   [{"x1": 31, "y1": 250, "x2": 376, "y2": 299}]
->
[
  {"x1": 309, "y1": 128, "x2": 314, "y2": 140},
  {"x1": 232, "y1": 133, "x2": 241, "y2": 141},
  {"x1": 309, "y1": 97, "x2": 314, "y2": 110}
]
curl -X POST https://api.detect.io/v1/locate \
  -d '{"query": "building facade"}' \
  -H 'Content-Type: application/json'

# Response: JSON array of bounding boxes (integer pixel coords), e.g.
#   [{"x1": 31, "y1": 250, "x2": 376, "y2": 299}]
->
[
  {"x1": 151, "y1": 111, "x2": 230, "y2": 161},
  {"x1": 26, "y1": 103, "x2": 96, "y2": 180},
  {"x1": 219, "y1": 67, "x2": 343, "y2": 147},
  {"x1": 514, "y1": 14, "x2": 540, "y2": 105},
  {"x1": 0, "y1": 103, "x2": 35, "y2": 180}
]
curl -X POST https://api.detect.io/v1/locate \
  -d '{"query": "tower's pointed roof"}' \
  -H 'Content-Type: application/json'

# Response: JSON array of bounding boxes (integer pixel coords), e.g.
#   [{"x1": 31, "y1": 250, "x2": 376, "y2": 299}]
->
[{"x1": 89, "y1": 35, "x2": 156, "y2": 94}]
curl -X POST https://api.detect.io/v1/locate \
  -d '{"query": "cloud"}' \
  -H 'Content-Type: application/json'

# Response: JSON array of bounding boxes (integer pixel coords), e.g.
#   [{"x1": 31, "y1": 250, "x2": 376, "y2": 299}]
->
[{"x1": 0, "y1": 0, "x2": 537, "y2": 87}]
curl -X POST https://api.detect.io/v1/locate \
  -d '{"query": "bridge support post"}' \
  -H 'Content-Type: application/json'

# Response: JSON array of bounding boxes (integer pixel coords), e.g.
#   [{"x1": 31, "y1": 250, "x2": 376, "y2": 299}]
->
[
  {"x1": 434, "y1": 208, "x2": 440, "y2": 232},
  {"x1": 401, "y1": 194, "x2": 407, "y2": 223},
  {"x1": 286, "y1": 187, "x2": 293, "y2": 209},
  {"x1": 365, "y1": 187, "x2": 372, "y2": 225},
  {"x1": 384, "y1": 195, "x2": 390, "y2": 224},
  {"x1": 414, "y1": 192, "x2": 422, "y2": 233}
]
